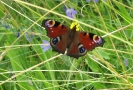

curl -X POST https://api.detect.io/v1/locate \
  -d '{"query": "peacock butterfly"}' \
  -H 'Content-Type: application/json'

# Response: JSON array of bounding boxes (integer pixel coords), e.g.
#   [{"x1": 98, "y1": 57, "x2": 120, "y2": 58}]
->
[{"x1": 42, "y1": 19, "x2": 105, "y2": 59}]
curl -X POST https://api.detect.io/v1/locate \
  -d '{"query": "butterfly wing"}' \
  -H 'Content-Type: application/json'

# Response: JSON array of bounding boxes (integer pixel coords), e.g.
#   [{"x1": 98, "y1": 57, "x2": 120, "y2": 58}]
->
[
  {"x1": 42, "y1": 19, "x2": 69, "y2": 54},
  {"x1": 78, "y1": 32, "x2": 105, "y2": 50},
  {"x1": 42, "y1": 19, "x2": 69, "y2": 38},
  {"x1": 67, "y1": 32, "x2": 105, "y2": 59},
  {"x1": 67, "y1": 37, "x2": 87, "y2": 59},
  {"x1": 50, "y1": 34, "x2": 68, "y2": 54}
]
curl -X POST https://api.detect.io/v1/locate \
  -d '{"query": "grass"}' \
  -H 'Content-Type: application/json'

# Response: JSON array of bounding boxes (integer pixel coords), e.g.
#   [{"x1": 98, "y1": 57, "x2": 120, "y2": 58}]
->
[{"x1": 0, "y1": 0, "x2": 133, "y2": 89}]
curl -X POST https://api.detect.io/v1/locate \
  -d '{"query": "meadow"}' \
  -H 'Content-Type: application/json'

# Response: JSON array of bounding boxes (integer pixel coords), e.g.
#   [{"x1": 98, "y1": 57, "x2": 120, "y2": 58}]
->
[{"x1": 0, "y1": 0, "x2": 133, "y2": 89}]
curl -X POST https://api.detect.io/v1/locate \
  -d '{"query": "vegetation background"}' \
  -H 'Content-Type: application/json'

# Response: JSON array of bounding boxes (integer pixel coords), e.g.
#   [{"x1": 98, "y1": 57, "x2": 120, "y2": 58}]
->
[{"x1": 0, "y1": 0, "x2": 133, "y2": 89}]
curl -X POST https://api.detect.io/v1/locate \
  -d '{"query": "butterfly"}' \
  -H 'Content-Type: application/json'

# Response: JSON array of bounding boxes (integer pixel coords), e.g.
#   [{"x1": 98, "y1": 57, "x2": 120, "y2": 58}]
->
[{"x1": 42, "y1": 19, "x2": 105, "y2": 59}]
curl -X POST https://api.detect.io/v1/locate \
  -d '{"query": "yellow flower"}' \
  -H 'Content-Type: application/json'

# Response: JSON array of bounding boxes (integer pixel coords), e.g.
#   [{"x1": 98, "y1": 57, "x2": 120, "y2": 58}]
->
[{"x1": 70, "y1": 22, "x2": 80, "y2": 31}]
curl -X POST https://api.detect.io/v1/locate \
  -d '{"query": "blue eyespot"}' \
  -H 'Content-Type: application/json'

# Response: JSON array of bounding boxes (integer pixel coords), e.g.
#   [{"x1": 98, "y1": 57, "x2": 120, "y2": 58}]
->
[
  {"x1": 51, "y1": 37, "x2": 61, "y2": 46},
  {"x1": 79, "y1": 46, "x2": 85, "y2": 53},
  {"x1": 52, "y1": 38, "x2": 58, "y2": 44}
]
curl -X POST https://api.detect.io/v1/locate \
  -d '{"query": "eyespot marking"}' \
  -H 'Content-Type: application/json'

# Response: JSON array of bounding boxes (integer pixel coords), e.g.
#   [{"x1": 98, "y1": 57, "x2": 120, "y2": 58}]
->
[
  {"x1": 45, "y1": 20, "x2": 55, "y2": 27},
  {"x1": 93, "y1": 35, "x2": 103, "y2": 44},
  {"x1": 78, "y1": 44, "x2": 87, "y2": 55}
]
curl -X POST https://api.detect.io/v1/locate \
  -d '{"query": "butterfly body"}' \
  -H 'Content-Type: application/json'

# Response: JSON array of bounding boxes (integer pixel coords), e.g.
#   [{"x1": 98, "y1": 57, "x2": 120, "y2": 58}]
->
[{"x1": 42, "y1": 19, "x2": 105, "y2": 59}]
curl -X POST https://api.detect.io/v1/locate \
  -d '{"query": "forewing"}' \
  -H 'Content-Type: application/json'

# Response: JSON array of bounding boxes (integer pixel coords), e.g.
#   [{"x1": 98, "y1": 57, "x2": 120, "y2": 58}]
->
[
  {"x1": 42, "y1": 19, "x2": 69, "y2": 38},
  {"x1": 78, "y1": 32, "x2": 105, "y2": 51}
]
